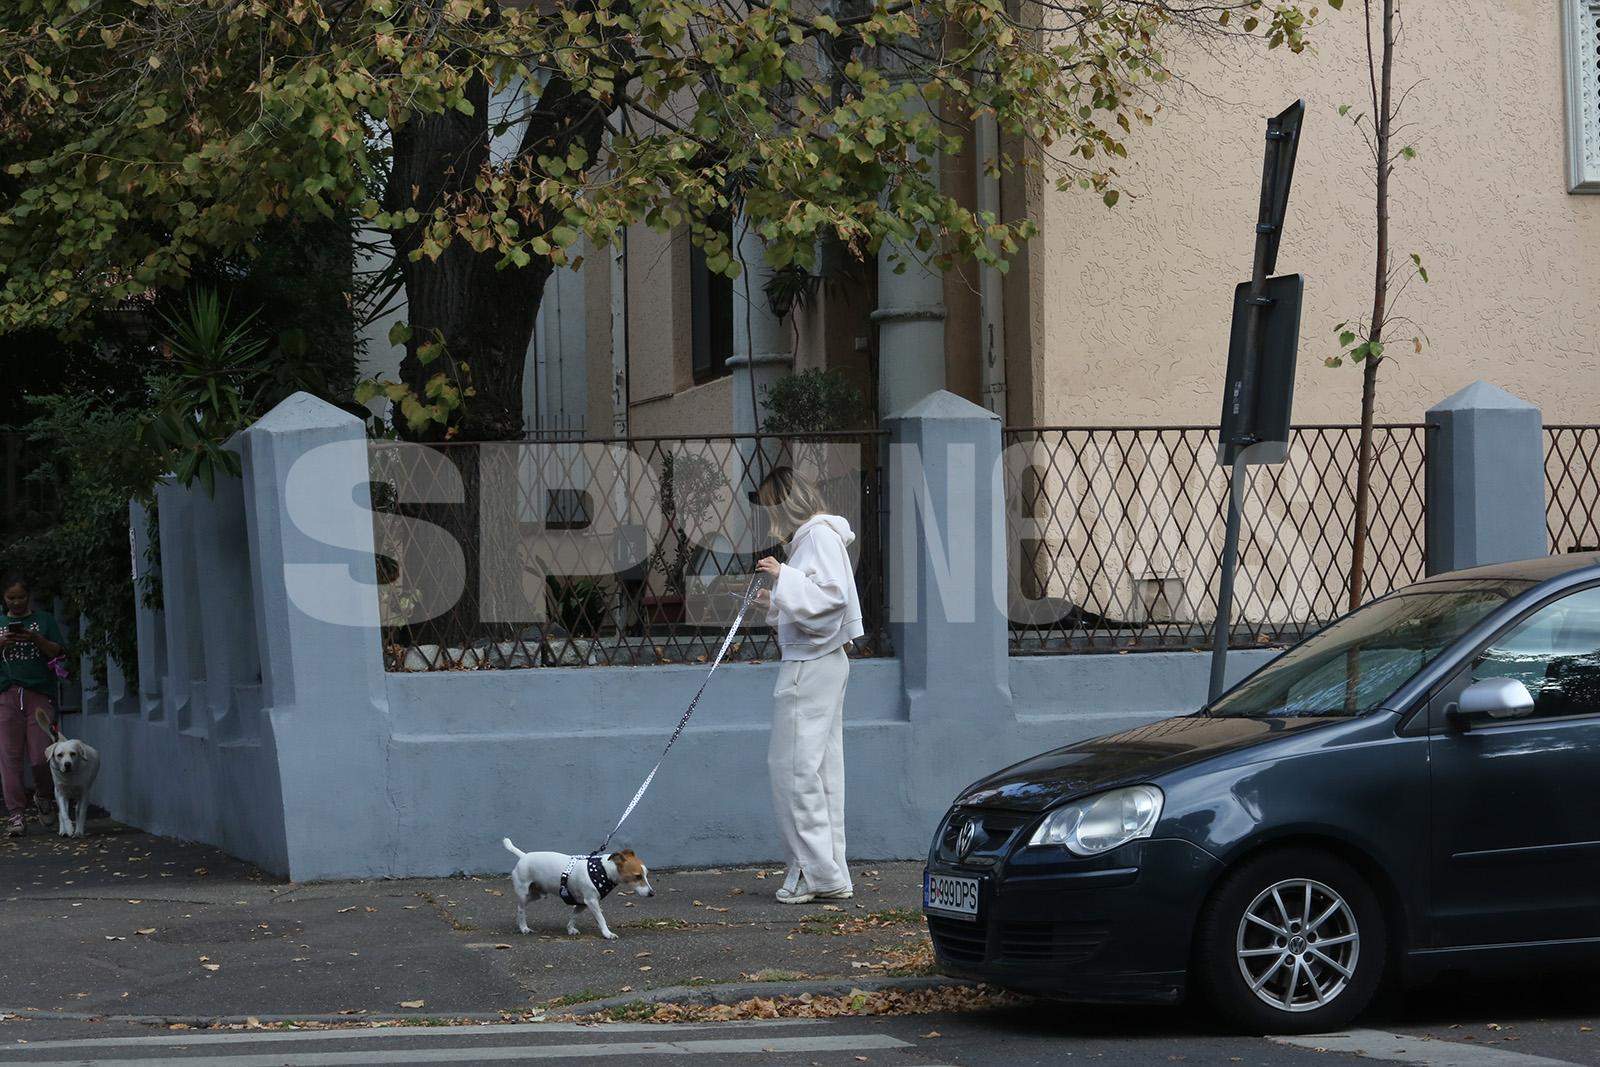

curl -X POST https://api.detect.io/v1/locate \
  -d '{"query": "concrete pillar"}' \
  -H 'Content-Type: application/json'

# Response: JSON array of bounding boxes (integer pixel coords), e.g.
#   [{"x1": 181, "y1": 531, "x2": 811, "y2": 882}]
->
[
  {"x1": 238, "y1": 392, "x2": 395, "y2": 879},
  {"x1": 1425, "y1": 381, "x2": 1547, "y2": 574},
  {"x1": 129, "y1": 499, "x2": 164, "y2": 717},
  {"x1": 728, "y1": 218, "x2": 793, "y2": 434},
  {"x1": 885, "y1": 390, "x2": 1009, "y2": 716}
]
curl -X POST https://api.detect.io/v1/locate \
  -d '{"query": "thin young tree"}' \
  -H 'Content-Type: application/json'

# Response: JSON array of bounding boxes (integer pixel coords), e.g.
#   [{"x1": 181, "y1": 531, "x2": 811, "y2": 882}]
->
[{"x1": 1327, "y1": 0, "x2": 1427, "y2": 611}]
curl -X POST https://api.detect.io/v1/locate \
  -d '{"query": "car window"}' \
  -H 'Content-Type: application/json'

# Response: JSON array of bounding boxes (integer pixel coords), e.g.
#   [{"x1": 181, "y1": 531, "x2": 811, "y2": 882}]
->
[
  {"x1": 1208, "y1": 583, "x2": 1524, "y2": 718},
  {"x1": 1471, "y1": 586, "x2": 1600, "y2": 721}
]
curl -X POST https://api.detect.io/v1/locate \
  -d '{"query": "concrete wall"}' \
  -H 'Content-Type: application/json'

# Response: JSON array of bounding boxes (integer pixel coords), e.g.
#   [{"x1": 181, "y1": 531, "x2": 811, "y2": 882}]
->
[
  {"x1": 1031, "y1": 0, "x2": 1600, "y2": 425},
  {"x1": 97, "y1": 388, "x2": 1532, "y2": 881}
]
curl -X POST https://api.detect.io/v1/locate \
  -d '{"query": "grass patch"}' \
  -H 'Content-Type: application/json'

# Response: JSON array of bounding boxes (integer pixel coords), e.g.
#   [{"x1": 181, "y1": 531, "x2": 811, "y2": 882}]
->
[
  {"x1": 798, "y1": 907, "x2": 925, "y2": 933},
  {"x1": 544, "y1": 989, "x2": 611, "y2": 1009},
  {"x1": 618, "y1": 917, "x2": 698, "y2": 930},
  {"x1": 591, "y1": 1001, "x2": 657, "y2": 1022}
]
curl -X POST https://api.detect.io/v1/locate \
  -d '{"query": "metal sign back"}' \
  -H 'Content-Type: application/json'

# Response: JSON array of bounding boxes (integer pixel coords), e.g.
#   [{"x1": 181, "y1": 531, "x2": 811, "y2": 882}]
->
[{"x1": 1218, "y1": 273, "x2": 1304, "y2": 466}]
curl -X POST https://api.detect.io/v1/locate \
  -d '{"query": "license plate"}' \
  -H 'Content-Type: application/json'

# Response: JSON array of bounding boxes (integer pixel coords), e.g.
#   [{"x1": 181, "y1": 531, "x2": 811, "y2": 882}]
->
[{"x1": 924, "y1": 872, "x2": 980, "y2": 920}]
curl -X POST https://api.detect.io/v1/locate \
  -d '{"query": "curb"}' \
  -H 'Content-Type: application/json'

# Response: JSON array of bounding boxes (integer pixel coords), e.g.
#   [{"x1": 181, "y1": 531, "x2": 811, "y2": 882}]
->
[
  {"x1": 560, "y1": 975, "x2": 965, "y2": 1016},
  {"x1": 0, "y1": 1009, "x2": 513, "y2": 1026},
  {"x1": 0, "y1": 978, "x2": 970, "y2": 1028}
]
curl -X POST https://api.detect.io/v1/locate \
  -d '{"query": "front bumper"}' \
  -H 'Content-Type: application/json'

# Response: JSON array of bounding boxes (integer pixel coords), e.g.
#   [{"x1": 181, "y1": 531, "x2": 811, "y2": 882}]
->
[{"x1": 923, "y1": 835, "x2": 1223, "y2": 1004}]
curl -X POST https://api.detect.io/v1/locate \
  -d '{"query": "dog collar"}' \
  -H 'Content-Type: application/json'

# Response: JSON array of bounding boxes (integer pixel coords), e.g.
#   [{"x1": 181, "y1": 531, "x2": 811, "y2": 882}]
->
[{"x1": 558, "y1": 854, "x2": 615, "y2": 906}]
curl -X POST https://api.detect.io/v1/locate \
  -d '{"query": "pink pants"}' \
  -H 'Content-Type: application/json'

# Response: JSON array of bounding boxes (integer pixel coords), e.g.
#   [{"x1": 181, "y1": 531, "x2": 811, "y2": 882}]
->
[{"x1": 0, "y1": 686, "x2": 54, "y2": 817}]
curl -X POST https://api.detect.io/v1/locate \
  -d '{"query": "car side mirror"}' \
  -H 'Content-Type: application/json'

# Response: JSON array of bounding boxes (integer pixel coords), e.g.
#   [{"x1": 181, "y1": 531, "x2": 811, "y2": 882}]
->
[{"x1": 1447, "y1": 677, "x2": 1535, "y2": 732}]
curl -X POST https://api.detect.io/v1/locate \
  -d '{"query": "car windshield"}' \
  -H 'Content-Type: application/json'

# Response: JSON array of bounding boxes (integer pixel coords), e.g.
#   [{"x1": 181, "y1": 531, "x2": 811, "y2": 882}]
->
[{"x1": 1206, "y1": 581, "x2": 1530, "y2": 719}]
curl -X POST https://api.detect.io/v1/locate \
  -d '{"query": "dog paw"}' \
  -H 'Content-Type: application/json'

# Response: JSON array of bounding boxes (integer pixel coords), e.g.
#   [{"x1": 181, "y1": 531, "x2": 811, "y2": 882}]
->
[{"x1": 602, "y1": 931, "x2": 619, "y2": 941}]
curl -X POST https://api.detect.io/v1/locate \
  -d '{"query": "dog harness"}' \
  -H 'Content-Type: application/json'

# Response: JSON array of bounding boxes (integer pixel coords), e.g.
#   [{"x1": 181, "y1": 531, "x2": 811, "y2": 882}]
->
[{"x1": 558, "y1": 854, "x2": 615, "y2": 907}]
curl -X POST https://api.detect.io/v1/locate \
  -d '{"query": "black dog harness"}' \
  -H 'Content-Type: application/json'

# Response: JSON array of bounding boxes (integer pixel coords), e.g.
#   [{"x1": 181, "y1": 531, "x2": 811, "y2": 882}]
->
[{"x1": 558, "y1": 854, "x2": 615, "y2": 907}]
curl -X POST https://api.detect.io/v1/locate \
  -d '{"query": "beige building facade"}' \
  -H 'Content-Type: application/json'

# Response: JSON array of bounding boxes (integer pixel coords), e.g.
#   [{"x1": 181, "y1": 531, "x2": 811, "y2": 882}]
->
[{"x1": 362, "y1": 0, "x2": 1600, "y2": 436}]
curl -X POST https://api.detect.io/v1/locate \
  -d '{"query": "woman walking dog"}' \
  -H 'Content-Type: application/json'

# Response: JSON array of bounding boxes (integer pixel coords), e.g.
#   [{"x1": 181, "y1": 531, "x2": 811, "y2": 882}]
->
[
  {"x1": 752, "y1": 467, "x2": 863, "y2": 905},
  {"x1": 0, "y1": 575, "x2": 65, "y2": 837}
]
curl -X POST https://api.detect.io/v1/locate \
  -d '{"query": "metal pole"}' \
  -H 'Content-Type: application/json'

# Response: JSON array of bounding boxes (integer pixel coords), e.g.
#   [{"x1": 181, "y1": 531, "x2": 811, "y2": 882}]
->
[
  {"x1": 1209, "y1": 454, "x2": 1248, "y2": 701},
  {"x1": 1209, "y1": 115, "x2": 1286, "y2": 704}
]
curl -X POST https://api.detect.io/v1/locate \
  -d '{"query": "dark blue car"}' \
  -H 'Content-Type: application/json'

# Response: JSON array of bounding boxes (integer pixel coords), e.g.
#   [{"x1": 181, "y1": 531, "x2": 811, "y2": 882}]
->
[{"x1": 923, "y1": 552, "x2": 1600, "y2": 1033}]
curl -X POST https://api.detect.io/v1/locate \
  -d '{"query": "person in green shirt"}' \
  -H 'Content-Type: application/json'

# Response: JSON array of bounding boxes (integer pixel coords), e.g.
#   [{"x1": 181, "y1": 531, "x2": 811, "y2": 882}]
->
[{"x1": 0, "y1": 575, "x2": 65, "y2": 837}]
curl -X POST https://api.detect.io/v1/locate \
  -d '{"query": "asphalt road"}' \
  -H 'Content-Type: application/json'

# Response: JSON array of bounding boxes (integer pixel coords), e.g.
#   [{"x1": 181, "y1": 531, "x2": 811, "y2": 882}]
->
[
  {"x1": 0, "y1": 1011, "x2": 1380, "y2": 1066},
  {"x1": 6, "y1": 985, "x2": 1600, "y2": 1066}
]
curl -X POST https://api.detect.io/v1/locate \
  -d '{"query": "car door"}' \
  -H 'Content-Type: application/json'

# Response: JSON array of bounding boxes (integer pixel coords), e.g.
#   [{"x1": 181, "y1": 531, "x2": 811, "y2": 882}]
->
[{"x1": 1427, "y1": 583, "x2": 1600, "y2": 948}]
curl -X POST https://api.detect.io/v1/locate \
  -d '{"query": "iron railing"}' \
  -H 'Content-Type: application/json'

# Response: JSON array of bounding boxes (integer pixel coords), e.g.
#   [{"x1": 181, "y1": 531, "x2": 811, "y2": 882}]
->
[
  {"x1": 369, "y1": 431, "x2": 889, "y2": 670},
  {"x1": 1003, "y1": 424, "x2": 1428, "y2": 654},
  {"x1": 1546, "y1": 426, "x2": 1600, "y2": 556}
]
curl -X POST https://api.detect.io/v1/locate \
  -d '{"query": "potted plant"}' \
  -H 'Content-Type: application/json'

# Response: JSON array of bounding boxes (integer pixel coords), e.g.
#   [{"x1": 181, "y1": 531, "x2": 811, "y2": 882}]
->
[{"x1": 545, "y1": 576, "x2": 608, "y2": 666}]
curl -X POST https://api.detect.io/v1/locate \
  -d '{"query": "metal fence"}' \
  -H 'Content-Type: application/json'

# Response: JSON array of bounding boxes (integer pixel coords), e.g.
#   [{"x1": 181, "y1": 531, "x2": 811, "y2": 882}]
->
[
  {"x1": 1004, "y1": 424, "x2": 1429, "y2": 654},
  {"x1": 1546, "y1": 426, "x2": 1600, "y2": 556},
  {"x1": 368, "y1": 431, "x2": 889, "y2": 670}
]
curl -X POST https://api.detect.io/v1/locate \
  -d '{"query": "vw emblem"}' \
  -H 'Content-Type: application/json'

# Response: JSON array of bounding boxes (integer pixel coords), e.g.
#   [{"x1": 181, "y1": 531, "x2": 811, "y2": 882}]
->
[{"x1": 956, "y1": 819, "x2": 979, "y2": 859}]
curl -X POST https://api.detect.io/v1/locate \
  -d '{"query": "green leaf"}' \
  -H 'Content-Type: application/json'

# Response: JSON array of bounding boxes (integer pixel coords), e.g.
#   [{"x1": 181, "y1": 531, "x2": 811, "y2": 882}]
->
[
  {"x1": 1338, "y1": 330, "x2": 1356, "y2": 348},
  {"x1": 1102, "y1": 190, "x2": 1120, "y2": 208}
]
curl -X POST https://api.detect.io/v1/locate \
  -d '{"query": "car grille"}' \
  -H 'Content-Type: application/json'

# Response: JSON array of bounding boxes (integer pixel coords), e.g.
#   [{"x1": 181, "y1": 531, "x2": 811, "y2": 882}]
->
[
  {"x1": 937, "y1": 808, "x2": 1035, "y2": 866},
  {"x1": 998, "y1": 920, "x2": 1109, "y2": 965},
  {"x1": 930, "y1": 915, "x2": 1111, "y2": 969},
  {"x1": 927, "y1": 916, "x2": 987, "y2": 965}
]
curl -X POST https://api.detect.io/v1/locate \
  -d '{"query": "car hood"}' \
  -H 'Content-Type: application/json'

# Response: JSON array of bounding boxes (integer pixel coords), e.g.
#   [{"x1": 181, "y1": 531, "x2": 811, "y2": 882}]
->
[{"x1": 954, "y1": 714, "x2": 1342, "y2": 811}]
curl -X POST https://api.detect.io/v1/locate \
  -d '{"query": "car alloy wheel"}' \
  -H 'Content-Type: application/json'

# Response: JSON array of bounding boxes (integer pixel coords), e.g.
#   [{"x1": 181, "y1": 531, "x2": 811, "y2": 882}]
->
[{"x1": 1235, "y1": 877, "x2": 1359, "y2": 1013}]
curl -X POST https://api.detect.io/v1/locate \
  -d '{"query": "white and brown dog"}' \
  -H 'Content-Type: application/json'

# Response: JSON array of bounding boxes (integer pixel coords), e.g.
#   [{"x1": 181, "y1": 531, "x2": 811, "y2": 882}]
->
[
  {"x1": 502, "y1": 838, "x2": 654, "y2": 940},
  {"x1": 44, "y1": 735, "x2": 100, "y2": 838}
]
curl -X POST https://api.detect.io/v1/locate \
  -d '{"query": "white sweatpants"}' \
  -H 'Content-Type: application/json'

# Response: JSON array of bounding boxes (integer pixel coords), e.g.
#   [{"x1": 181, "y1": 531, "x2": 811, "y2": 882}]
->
[{"x1": 768, "y1": 647, "x2": 851, "y2": 893}]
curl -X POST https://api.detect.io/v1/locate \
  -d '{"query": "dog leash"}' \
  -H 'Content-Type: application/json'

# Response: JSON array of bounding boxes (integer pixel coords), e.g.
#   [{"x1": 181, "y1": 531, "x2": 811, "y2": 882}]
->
[{"x1": 597, "y1": 571, "x2": 769, "y2": 853}]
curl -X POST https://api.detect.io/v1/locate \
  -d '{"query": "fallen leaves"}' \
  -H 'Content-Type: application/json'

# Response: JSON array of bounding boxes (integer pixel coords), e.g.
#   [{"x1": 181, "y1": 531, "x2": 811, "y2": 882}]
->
[
  {"x1": 572, "y1": 983, "x2": 1013, "y2": 1024},
  {"x1": 398, "y1": 1000, "x2": 425, "y2": 1009}
]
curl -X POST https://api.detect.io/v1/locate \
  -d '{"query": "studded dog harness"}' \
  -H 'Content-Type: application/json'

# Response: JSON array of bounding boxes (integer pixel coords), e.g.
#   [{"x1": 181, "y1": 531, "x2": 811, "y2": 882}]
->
[{"x1": 558, "y1": 854, "x2": 615, "y2": 907}]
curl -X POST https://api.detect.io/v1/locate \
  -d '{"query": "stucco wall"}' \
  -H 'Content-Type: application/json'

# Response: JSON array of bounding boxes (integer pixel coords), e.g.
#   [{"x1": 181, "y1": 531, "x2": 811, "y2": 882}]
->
[{"x1": 1033, "y1": 0, "x2": 1600, "y2": 425}]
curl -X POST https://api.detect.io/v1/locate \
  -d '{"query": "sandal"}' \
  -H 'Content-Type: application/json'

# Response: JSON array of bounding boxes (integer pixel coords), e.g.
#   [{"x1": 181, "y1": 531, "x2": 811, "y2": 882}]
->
[{"x1": 4, "y1": 814, "x2": 23, "y2": 838}]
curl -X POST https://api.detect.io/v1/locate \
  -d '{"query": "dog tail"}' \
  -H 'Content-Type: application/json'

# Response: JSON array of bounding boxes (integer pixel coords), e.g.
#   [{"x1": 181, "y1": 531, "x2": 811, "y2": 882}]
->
[{"x1": 502, "y1": 837, "x2": 527, "y2": 860}]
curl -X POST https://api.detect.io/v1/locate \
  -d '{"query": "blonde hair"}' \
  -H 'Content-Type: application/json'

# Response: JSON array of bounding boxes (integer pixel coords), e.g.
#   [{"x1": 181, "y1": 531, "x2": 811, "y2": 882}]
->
[{"x1": 754, "y1": 467, "x2": 827, "y2": 542}]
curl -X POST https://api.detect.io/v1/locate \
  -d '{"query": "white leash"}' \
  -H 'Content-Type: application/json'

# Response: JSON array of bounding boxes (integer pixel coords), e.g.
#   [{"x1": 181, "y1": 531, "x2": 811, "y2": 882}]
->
[{"x1": 597, "y1": 572, "x2": 769, "y2": 852}]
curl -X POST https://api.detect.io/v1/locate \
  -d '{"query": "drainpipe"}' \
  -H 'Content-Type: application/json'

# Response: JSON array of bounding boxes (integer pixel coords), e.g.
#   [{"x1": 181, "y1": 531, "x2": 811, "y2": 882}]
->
[
  {"x1": 609, "y1": 228, "x2": 630, "y2": 437},
  {"x1": 872, "y1": 95, "x2": 947, "y2": 418},
  {"x1": 975, "y1": 111, "x2": 1008, "y2": 422},
  {"x1": 728, "y1": 216, "x2": 793, "y2": 435}
]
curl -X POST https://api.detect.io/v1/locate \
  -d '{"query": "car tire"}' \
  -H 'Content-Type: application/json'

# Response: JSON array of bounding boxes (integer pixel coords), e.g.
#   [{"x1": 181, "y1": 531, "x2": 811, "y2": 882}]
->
[{"x1": 1194, "y1": 847, "x2": 1387, "y2": 1035}]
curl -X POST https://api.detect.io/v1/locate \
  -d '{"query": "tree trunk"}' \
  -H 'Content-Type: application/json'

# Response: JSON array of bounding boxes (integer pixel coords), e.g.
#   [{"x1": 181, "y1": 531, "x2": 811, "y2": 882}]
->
[
  {"x1": 379, "y1": 61, "x2": 617, "y2": 654},
  {"x1": 1348, "y1": 0, "x2": 1395, "y2": 614},
  {"x1": 385, "y1": 72, "x2": 549, "y2": 443}
]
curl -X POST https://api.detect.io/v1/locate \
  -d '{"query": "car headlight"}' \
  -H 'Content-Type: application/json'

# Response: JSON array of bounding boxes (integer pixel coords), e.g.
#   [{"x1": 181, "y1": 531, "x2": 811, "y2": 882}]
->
[{"x1": 1027, "y1": 785, "x2": 1164, "y2": 856}]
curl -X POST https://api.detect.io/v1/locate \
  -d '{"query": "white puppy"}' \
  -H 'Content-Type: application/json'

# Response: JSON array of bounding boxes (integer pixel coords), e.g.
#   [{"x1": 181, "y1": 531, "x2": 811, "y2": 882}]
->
[
  {"x1": 502, "y1": 838, "x2": 655, "y2": 940},
  {"x1": 45, "y1": 737, "x2": 100, "y2": 838}
]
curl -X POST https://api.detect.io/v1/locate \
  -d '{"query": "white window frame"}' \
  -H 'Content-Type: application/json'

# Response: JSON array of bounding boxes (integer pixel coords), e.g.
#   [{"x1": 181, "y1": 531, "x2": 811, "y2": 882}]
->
[{"x1": 1562, "y1": 0, "x2": 1600, "y2": 192}]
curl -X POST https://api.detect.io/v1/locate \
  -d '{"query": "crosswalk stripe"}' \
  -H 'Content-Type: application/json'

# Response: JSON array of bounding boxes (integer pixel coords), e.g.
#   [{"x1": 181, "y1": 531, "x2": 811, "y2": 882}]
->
[
  {"x1": 8, "y1": 1019, "x2": 816, "y2": 1052},
  {"x1": 0, "y1": 1032, "x2": 912, "y2": 1066},
  {"x1": 1271, "y1": 1029, "x2": 1579, "y2": 1066}
]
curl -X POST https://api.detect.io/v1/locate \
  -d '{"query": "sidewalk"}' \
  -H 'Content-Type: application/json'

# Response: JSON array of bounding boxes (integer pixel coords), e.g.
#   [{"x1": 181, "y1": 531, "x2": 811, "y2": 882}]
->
[{"x1": 0, "y1": 820, "x2": 937, "y2": 1022}]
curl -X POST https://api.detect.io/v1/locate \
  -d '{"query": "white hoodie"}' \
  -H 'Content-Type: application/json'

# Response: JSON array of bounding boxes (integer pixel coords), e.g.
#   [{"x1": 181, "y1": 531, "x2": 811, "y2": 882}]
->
[{"x1": 767, "y1": 514, "x2": 865, "y2": 661}]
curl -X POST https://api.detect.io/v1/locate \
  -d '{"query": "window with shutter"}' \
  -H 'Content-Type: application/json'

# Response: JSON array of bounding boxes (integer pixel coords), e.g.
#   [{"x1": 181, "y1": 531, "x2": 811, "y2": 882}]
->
[{"x1": 1563, "y1": 0, "x2": 1600, "y2": 192}]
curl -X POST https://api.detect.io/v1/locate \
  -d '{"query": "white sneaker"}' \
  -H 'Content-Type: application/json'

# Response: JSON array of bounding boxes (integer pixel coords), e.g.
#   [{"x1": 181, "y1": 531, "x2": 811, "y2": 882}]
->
[
  {"x1": 776, "y1": 881, "x2": 816, "y2": 905},
  {"x1": 813, "y1": 886, "x2": 854, "y2": 900}
]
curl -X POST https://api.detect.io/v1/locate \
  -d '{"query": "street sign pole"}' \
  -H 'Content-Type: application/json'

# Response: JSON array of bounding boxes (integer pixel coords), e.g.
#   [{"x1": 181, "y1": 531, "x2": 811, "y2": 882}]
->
[{"x1": 1208, "y1": 100, "x2": 1304, "y2": 703}]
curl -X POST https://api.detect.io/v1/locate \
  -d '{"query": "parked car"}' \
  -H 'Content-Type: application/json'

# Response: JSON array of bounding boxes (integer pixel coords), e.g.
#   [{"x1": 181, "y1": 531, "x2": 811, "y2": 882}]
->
[{"x1": 923, "y1": 552, "x2": 1600, "y2": 1033}]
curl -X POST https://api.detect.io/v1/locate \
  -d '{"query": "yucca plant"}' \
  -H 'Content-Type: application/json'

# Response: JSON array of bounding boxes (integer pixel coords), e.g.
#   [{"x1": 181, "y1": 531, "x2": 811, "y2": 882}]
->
[{"x1": 143, "y1": 288, "x2": 269, "y2": 494}]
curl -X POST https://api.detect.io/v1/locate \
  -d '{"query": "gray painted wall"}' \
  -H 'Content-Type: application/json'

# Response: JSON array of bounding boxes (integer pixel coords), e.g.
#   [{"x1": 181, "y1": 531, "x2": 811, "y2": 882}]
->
[{"x1": 78, "y1": 383, "x2": 1532, "y2": 881}]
